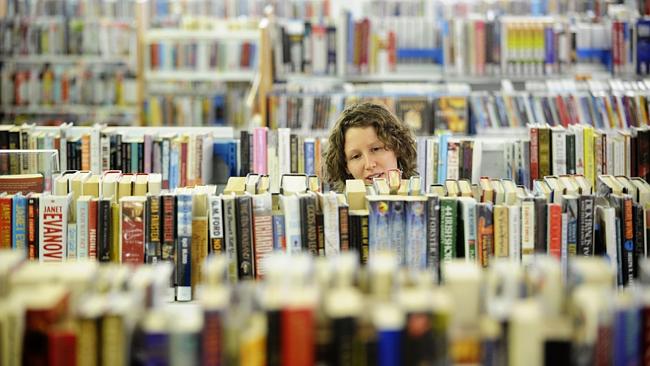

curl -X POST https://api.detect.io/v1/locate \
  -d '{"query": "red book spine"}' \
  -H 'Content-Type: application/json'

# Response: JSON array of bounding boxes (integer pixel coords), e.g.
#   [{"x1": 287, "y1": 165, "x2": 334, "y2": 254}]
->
[
  {"x1": 88, "y1": 199, "x2": 98, "y2": 260},
  {"x1": 180, "y1": 140, "x2": 188, "y2": 188},
  {"x1": 555, "y1": 96, "x2": 570, "y2": 128},
  {"x1": 388, "y1": 31, "x2": 396, "y2": 72},
  {"x1": 27, "y1": 196, "x2": 39, "y2": 260},
  {"x1": 121, "y1": 199, "x2": 146, "y2": 265},
  {"x1": 547, "y1": 203, "x2": 562, "y2": 259},
  {"x1": 48, "y1": 329, "x2": 77, "y2": 366},
  {"x1": 282, "y1": 308, "x2": 314, "y2": 366},
  {"x1": 0, "y1": 197, "x2": 12, "y2": 249},
  {"x1": 530, "y1": 127, "x2": 539, "y2": 183}
]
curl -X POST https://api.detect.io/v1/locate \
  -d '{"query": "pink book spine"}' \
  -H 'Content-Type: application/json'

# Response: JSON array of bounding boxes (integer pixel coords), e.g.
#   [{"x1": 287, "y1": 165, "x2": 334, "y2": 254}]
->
[
  {"x1": 253, "y1": 127, "x2": 268, "y2": 175},
  {"x1": 144, "y1": 134, "x2": 153, "y2": 173}
]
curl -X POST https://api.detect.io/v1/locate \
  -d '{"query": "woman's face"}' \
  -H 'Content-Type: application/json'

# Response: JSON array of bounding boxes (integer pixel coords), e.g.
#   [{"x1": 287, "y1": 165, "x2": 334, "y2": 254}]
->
[{"x1": 344, "y1": 126, "x2": 398, "y2": 185}]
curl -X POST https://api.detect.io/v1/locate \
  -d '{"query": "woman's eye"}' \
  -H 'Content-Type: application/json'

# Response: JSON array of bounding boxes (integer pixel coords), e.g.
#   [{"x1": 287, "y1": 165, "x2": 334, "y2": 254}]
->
[
  {"x1": 372, "y1": 147, "x2": 384, "y2": 152},
  {"x1": 349, "y1": 154, "x2": 360, "y2": 161}
]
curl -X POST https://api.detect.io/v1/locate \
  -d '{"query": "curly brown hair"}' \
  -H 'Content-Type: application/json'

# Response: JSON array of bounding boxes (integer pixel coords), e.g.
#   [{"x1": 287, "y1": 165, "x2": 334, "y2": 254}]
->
[{"x1": 324, "y1": 102, "x2": 417, "y2": 191}]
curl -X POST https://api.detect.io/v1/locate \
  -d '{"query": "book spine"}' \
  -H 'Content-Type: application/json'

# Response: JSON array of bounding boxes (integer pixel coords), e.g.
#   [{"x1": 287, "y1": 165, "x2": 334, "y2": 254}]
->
[
  {"x1": 440, "y1": 198, "x2": 458, "y2": 263},
  {"x1": 120, "y1": 198, "x2": 146, "y2": 265},
  {"x1": 202, "y1": 309, "x2": 224, "y2": 365},
  {"x1": 191, "y1": 213, "x2": 208, "y2": 290},
  {"x1": 547, "y1": 203, "x2": 562, "y2": 259},
  {"x1": 405, "y1": 199, "x2": 427, "y2": 270},
  {"x1": 477, "y1": 202, "x2": 494, "y2": 268},
  {"x1": 369, "y1": 199, "x2": 390, "y2": 255},
  {"x1": 88, "y1": 199, "x2": 98, "y2": 260},
  {"x1": 39, "y1": 195, "x2": 68, "y2": 262},
  {"x1": 272, "y1": 213, "x2": 286, "y2": 252},
  {"x1": 634, "y1": 203, "x2": 645, "y2": 280},
  {"x1": 426, "y1": 195, "x2": 440, "y2": 272},
  {"x1": 360, "y1": 214, "x2": 369, "y2": 265},
  {"x1": 521, "y1": 199, "x2": 535, "y2": 264},
  {"x1": 282, "y1": 308, "x2": 314, "y2": 366},
  {"x1": 302, "y1": 194, "x2": 318, "y2": 256},
  {"x1": 493, "y1": 204, "x2": 509, "y2": 258},
  {"x1": 146, "y1": 195, "x2": 162, "y2": 264},
  {"x1": 236, "y1": 195, "x2": 254, "y2": 280},
  {"x1": 208, "y1": 195, "x2": 224, "y2": 253},
  {"x1": 388, "y1": 200, "x2": 406, "y2": 265},
  {"x1": 0, "y1": 197, "x2": 11, "y2": 249},
  {"x1": 283, "y1": 195, "x2": 302, "y2": 254},
  {"x1": 339, "y1": 204, "x2": 350, "y2": 252},
  {"x1": 509, "y1": 205, "x2": 521, "y2": 262},
  {"x1": 578, "y1": 195, "x2": 595, "y2": 256},
  {"x1": 223, "y1": 196, "x2": 238, "y2": 282},
  {"x1": 253, "y1": 127, "x2": 268, "y2": 175},
  {"x1": 538, "y1": 127, "x2": 551, "y2": 178},
  {"x1": 27, "y1": 196, "x2": 39, "y2": 260},
  {"x1": 176, "y1": 193, "x2": 193, "y2": 301},
  {"x1": 252, "y1": 194, "x2": 273, "y2": 279},
  {"x1": 534, "y1": 197, "x2": 547, "y2": 254},
  {"x1": 97, "y1": 199, "x2": 112, "y2": 262},
  {"x1": 12, "y1": 194, "x2": 27, "y2": 252},
  {"x1": 67, "y1": 223, "x2": 77, "y2": 261}
]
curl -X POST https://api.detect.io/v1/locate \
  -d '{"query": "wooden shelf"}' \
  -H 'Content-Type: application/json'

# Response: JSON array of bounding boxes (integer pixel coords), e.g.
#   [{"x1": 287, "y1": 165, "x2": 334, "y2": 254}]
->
[
  {"x1": 144, "y1": 29, "x2": 259, "y2": 42},
  {"x1": 1, "y1": 55, "x2": 133, "y2": 64},
  {"x1": 2, "y1": 105, "x2": 137, "y2": 115},
  {"x1": 145, "y1": 70, "x2": 255, "y2": 82}
]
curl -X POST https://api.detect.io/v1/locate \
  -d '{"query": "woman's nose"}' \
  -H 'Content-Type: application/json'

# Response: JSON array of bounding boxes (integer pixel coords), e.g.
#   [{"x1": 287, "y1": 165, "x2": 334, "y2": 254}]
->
[{"x1": 364, "y1": 155, "x2": 377, "y2": 169}]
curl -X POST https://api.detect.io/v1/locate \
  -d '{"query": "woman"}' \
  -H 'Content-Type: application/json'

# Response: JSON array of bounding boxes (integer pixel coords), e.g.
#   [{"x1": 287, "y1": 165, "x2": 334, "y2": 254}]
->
[{"x1": 324, "y1": 102, "x2": 417, "y2": 192}]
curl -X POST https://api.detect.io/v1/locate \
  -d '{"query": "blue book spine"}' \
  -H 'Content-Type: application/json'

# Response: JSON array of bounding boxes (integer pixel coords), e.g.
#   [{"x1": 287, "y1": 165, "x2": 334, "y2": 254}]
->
[
  {"x1": 67, "y1": 223, "x2": 76, "y2": 260},
  {"x1": 368, "y1": 199, "x2": 390, "y2": 255},
  {"x1": 170, "y1": 142, "x2": 179, "y2": 190},
  {"x1": 211, "y1": 95, "x2": 226, "y2": 126},
  {"x1": 437, "y1": 134, "x2": 449, "y2": 184},
  {"x1": 388, "y1": 200, "x2": 406, "y2": 265},
  {"x1": 131, "y1": 141, "x2": 139, "y2": 173},
  {"x1": 272, "y1": 214, "x2": 285, "y2": 251},
  {"x1": 545, "y1": 26, "x2": 555, "y2": 72},
  {"x1": 637, "y1": 20, "x2": 650, "y2": 74},
  {"x1": 405, "y1": 198, "x2": 427, "y2": 270},
  {"x1": 176, "y1": 193, "x2": 193, "y2": 301},
  {"x1": 304, "y1": 139, "x2": 315, "y2": 175},
  {"x1": 144, "y1": 330, "x2": 169, "y2": 365},
  {"x1": 12, "y1": 194, "x2": 27, "y2": 252},
  {"x1": 377, "y1": 328, "x2": 402, "y2": 366}
]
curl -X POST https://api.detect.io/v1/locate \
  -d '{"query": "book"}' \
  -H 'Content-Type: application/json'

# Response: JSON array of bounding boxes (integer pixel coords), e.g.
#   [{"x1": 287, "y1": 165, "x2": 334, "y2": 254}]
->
[
  {"x1": 39, "y1": 193, "x2": 71, "y2": 262},
  {"x1": 0, "y1": 173, "x2": 44, "y2": 194},
  {"x1": 120, "y1": 196, "x2": 146, "y2": 265}
]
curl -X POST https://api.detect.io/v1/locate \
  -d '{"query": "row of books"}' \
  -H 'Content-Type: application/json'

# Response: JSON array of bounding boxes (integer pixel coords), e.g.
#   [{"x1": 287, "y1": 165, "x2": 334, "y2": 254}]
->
[
  {"x1": 0, "y1": 64, "x2": 137, "y2": 108},
  {"x1": 267, "y1": 91, "x2": 469, "y2": 135},
  {"x1": 528, "y1": 124, "x2": 650, "y2": 185},
  {"x1": 3, "y1": 168, "x2": 648, "y2": 288},
  {"x1": 0, "y1": 17, "x2": 135, "y2": 57},
  {"x1": 272, "y1": 20, "x2": 338, "y2": 78},
  {"x1": 143, "y1": 84, "x2": 251, "y2": 127},
  {"x1": 3, "y1": 249, "x2": 650, "y2": 365},
  {"x1": 471, "y1": 88, "x2": 650, "y2": 130},
  {"x1": 147, "y1": 40, "x2": 258, "y2": 72},
  {"x1": 4, "y1": 0, "x2": 135, "y2": 17},
  {"x1": 146, "y1": 0, "x2": 329, "y2": 21}
]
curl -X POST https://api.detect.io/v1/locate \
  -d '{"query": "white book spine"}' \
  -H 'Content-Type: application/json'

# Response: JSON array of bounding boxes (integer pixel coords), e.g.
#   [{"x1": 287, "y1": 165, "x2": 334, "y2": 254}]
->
[
  {"x1": 90, "y1": 126, "x2": 101, "y2": 175},
  {"x1": 281, "y1": 194, "x2": 302, "y2": 254},
  {"x1": 67, "y1": 223, "x2": 77, "y2": 260},
  {"x1": 551, "y1": 128, "x2": 567, "y2": 175},
  {"x1": 574, "y1": 126, "x2": 585, "y2": 175},
  {"x1": 39, "y1": 194, "x2": 70, "y2": 262},
  {"x1": 201, "y1": 135, "x2": 213, "y2": 185},
  {"x1": 521, "y1": 200, "x2": 535, "y2": 265},
  {"x1": 323, "y1": 192, "x2": 340, "y2": 256},
  {"x1": 509, "y1": 205, "x2": 521, "y2": 262},
  {"x1": 100, "y1": 135, "x2": 110, "y2": 172},
  {"x1": 77, "y1": 199, "x2": 89, "y2": 258},
  {"x1": 278, "y1": 128, "x2": 292, "y2": 177}
]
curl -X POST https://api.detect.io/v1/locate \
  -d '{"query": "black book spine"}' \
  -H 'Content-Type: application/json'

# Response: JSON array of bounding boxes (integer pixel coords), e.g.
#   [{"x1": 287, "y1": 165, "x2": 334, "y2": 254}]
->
[
  {"x1": 236, "y1": 195, "x2": 254, "y2": 279},
  {"x1": 339, "y1": 205, "x2": 350, "y2": 252},
  {"x1": 316, "y1": 209, "x2": 325, "y2": 256},
  {"x1": 610, "y1": 195, "x2": 635, "y2": 286},
  {"x1": 161, "y1": 194, "x2": 177, "y2": 289},
  {"x1": 97, "y1": 199, "x2": 112, "y2": 262},
  {"x1": 67, "y1": 141, "x2": 74, "y2": 171},
  {"x1": 360, "y1": 214, "x2": 369, "y2": 265},
  {"x1": 266, "y1": 309, "x2": 282, "y2": 366},
  {"x1": 566, "y1": 133, "x2": 576, "y2": 175},
  {"x1": 534, "y1": 196, "x2": 547, "y2": 254},
  {"x1": 115, "y1": 134, "x2": 122, "y2": 171},
  {"x1": 240, "y1": 130, "x2": 250, "y2": 176},
  {"x1": 402, "y1": 312, "x2": 435, "y2": 365},
  {"x1": 74, "y1": 139, "x2": 81, "y2": 170},
  {"x1": 426, "y1": 195, "x2": 440, "y2": 276},
  {"x1": 0, "y1": 129, "x2": 9, "y2": 174},
  {"x1": 331, "y1": 317, "x2": 357, "y2": 366},
  {"x1": 138, "y1": 142, "x2": 144, "y2": 173},
  {"x1": 301, "y1": 194, "x2": 318, "y2": 256},
  {"x1": 8, "y1": 129, "x2": 19, "y2": 174},
  {"x1": 146, "y1": 195, "x2": 162, "y2": 264},
  {"x1": 634, "y1": 203, "x2": 645, "y2": 279},
  {"x1": 27, "y1": 196, "x2": 39, "y2": 261},
  {"x1": 290, "y1": 134, "x2": 298, "y2": 173},
  {"x1": 578, "y1": 195, "x2": 595, "y2": 256},
  {"x1": 349, "y1": 214, "x2": 360, "y2": 254}
]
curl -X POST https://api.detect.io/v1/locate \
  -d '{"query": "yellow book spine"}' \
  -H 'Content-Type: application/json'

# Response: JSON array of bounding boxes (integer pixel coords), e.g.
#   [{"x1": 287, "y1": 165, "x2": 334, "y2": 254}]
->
[
  {"x1": 111, "y1": 202, "x2": 120, "y2": 263},
  {"x1": 191, "y1": 217, "x2": 208, "y2": 289},
  {"x1": 493, "y1": 205, "x2": 509, "y2": 258},
  {"x1": 583, "y1": 126, "x2": 595, "y2": 187}
]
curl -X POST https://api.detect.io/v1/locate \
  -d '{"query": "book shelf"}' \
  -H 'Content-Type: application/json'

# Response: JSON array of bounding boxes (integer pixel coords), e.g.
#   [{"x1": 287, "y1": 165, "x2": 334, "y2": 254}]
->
[{"x1": 0, "y1": 0, "x2": 140, "y2": 125}]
